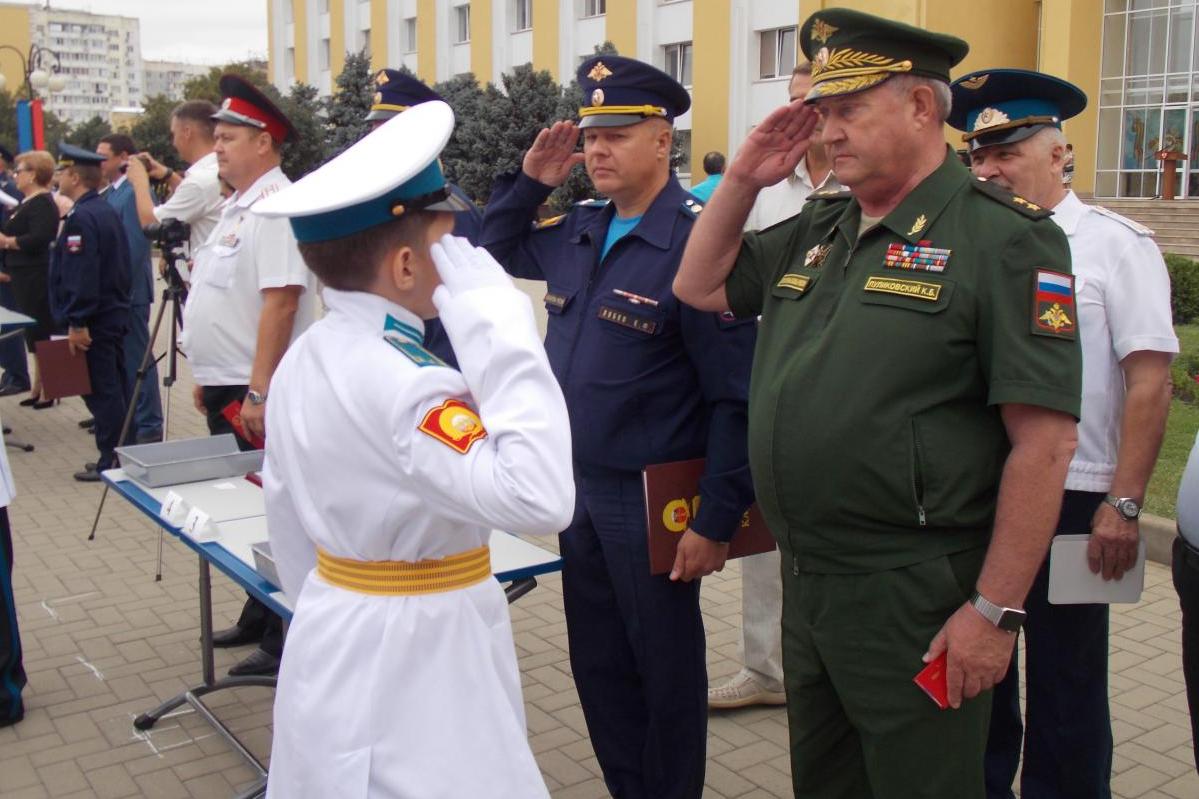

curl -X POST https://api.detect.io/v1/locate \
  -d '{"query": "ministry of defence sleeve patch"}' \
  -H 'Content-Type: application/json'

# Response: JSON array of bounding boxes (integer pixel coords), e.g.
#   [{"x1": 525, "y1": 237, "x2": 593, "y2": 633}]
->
[
  {"x1": 418, "y1": 399, "x2": 488, "y2": 454},
  {"x1": 1031, "y1": 269, "x2": 1077, "y2": 340}
]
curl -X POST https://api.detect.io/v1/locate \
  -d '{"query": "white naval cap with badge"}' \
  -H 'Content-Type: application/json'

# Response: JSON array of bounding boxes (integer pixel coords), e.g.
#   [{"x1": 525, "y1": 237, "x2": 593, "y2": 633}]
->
[{"x1": 252, "y1": 100, "x2": 472, "y2": 243}]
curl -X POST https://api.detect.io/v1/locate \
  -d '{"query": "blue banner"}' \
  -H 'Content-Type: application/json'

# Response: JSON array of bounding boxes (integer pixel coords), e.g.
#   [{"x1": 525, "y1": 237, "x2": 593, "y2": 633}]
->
[{"x1": 15, "y1": 101, "x2": 32, "y2": 152}]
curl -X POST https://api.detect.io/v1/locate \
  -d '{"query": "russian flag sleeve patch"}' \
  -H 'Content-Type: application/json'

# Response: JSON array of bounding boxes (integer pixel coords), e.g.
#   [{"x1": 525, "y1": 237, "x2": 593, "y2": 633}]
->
[{"x1": 1031, "y1": 269, "x2": 1077, "y2": 340}]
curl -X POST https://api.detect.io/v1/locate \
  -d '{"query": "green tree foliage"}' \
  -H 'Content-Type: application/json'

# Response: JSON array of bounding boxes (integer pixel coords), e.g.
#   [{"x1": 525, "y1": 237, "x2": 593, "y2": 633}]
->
[
  {"x1": 432, "y1": 72, "x2": 485, "y2": 200},
  {"x1": 129, "y1": 95, "x2": 186, "y2": 171},
  {"x1": 324, "y1": 49, "x2": 374, "y2": 159},
  {"x1": 64, "y1": 115, "x2": 112, "y2": 152},
  {"x1": 279, "y1": 82, "x2": 327, "y2": 181},
  {"x1": 182, "y1": 61, "x2": 270, "y2": 105}
]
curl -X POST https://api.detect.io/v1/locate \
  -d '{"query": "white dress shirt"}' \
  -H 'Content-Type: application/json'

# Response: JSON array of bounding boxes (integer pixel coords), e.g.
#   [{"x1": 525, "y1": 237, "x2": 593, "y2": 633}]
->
[
  {"x1": 153, "y1": 151, "x2": 223, "y2": 253},
  {"x1": 745, "y1": 156, "x2": 841, "y2": 231},
  {"x1": 262, "y1": 285, "x2": 573, "y2": 798},
  {"x1": 180, "y1": 166, "x2": 315, "y2": 386},
  {"x1": 1051, "y1": 191, "x2": 1179, "y2": 492}
]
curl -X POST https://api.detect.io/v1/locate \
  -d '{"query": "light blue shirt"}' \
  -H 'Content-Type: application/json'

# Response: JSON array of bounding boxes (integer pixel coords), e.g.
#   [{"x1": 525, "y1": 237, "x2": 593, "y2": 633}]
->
[
  {"x1": 689, "y1": 174, "x2": 722, "y2": 202},
  {"x1": 602, "y1": 213, "x2": 643, "y2": 260},
  {"x1": 1178, "y1": 430, "x2": 1199, "y2": 547}
]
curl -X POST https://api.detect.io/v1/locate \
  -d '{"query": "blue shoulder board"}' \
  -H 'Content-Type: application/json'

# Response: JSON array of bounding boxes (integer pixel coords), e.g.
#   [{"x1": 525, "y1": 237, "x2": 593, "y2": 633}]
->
[
  {"x1": 383, "y1": 334, "x2": 445, "y2": 368},
  {"x1": 681, "y1": 197, "x2": 703, "y2": 218},
  {"x1": 576, "y1": 198, "x2": 609, "y2": 208}
]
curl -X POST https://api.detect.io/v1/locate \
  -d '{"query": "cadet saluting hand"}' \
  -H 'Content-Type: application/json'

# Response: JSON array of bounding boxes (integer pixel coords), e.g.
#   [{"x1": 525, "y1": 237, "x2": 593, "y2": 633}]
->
[{"x1": 522, "y1": 121, "x2": 586, "y2": 188}]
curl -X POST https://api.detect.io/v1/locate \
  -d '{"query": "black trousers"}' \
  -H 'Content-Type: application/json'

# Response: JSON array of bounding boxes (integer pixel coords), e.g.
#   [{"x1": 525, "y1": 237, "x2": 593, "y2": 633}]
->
[
  {"x1": 1172, "y1": 535, "x2": 1199, "y2": 774},
  {"x1": 560, "y1": 465, "x2": 707, "y2": 799},
  {"x1": 986, "y1": 490, "x2": 1111, "y2": 799},
  {"x1": 201, "y1": 385, "x2": 282, "y2": 657},
  {"x1": 0, "y1": 507, "x2": 25, "y2": 725},
  {"x1": 84, "y1": 312, "x2": 130, "y2": 471}
]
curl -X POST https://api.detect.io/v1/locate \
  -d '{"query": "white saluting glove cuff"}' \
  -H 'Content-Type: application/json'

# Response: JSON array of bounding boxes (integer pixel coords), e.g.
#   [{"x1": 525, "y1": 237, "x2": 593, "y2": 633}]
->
[{"x1": 429, "y1": 234, "x2": 515, "y2": 298}]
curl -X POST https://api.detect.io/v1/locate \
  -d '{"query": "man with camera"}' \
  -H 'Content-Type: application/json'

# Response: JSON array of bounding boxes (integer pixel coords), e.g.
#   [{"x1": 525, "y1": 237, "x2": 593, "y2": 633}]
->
[
  {"x1": 125, "y1": 100, "x2": 224, "y2": 263},
  {"x1": 95, "y1": 134, "x2": 163, "y2": 457}
]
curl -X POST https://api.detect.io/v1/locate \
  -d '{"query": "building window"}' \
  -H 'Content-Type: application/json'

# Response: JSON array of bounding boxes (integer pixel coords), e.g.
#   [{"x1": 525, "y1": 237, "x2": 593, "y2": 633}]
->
[
  {"x1": 358, "y1": 28, "x2": 371, "y2": 53},
  {"x1": 1097, "y1": 2, "x2": 1198, "y2": 197},
  {"x1": 663, "y1": 42, "x2": 693, "y2": 87},
  {"x1": 674, "y1": 129, "x2": 692, "y2": 176},
  {"x1": 455, "y1": 4, "x2": 471, "y2": 44},
  {"x1": 759, "y1": 26, "x2": 797, "y2": 80},
  {"x1": 514, "y1": 0, "x2": 533, "y2": 32},
  {"x1": 319, "y1": 38, "x2": 330, "y2": 71},
  {"x1": 582, "y1": 0, "x2": 606, "y2": 17},
  {"x1": 318, "y1": 0, "x2": 329, "y2": 13},
  {"x1": 403, "y1": 17, "x2": 418, "y2": 53},
  {"x1": 285, "y1": 47, "x2": 295, "y2": 80}
]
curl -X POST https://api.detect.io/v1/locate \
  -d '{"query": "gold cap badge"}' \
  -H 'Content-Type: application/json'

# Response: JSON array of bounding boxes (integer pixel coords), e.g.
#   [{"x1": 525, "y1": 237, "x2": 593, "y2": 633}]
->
[
  {"x1": 973, "y1": 107, "x2": 1010, "y2": 132},
  {"x1": 375, "y1": 71, "x2": 390, "y2": 86},
  {"x1": 588, "y1": 61, "x2": 613, "y2": 82},
  {"x1": 959, "y1": 74, "x2": 988, "y2": 91},
  {"x1": 810, "y1": 19, "x2": 838, "y2": 45}
]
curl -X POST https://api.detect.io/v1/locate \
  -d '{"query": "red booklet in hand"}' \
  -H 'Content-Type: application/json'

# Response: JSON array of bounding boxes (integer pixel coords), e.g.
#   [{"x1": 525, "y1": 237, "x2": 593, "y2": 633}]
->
[
  {"x1": 643, "y1": 458, "x2": 776, "y2": 576},
  {"x1": 914, "y1": 652, "x2": 949, "y2": 710},
  {"x1": 220, "y1": 400, "x2": 266, "y2": 450}
]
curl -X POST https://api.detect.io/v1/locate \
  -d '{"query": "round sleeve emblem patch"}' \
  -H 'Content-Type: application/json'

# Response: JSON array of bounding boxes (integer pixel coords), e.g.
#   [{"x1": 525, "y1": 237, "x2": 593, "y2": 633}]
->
[{"x1": 418, "y1": 399, "x2": 488, "y2": 454}]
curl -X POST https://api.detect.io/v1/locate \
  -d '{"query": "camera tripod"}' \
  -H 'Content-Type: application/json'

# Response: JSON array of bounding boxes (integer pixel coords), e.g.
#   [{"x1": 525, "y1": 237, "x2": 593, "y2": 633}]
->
[{"x1": 86, "y1": 276, "x2": 186, "y2": 583}]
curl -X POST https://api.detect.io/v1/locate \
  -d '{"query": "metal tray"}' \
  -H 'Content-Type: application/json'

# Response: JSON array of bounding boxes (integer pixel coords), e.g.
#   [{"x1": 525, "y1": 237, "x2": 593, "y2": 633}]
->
[
  {"x1": 116, "y1": 434, "x2": 265, "y2": 488},
  {"x1": 252, "y1": 541, "x2": 281, "y2": 590}
]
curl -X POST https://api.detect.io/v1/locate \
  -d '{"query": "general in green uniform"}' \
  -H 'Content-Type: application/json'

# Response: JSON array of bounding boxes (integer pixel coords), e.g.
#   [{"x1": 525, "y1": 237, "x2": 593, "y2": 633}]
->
[{"x1": 717, "y1": 9, "x2": 1083, "y2": 799}]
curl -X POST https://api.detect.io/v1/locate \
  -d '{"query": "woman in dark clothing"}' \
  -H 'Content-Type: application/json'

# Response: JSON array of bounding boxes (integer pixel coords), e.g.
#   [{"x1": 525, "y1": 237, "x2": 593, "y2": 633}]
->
[{"x1": 0, "y1": 151, "x2": 63, "y2": 406}]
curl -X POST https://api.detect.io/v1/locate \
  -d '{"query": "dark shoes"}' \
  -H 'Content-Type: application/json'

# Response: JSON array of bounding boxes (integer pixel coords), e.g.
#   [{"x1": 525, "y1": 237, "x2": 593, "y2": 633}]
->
[
  {"x1": 228, "y1": 648, "x2": 280, "y2": 677},
  {"x1": 73, "y1": 465, "x2": 101, "y2": 482},
  {"x1": 0, "y1": 382, "x2": 30, "y2": 397},
  {"x1": 78, "y1": 417, "x2": 95, "y2": 429},
  {"x1": 211, "y1": 624, "x2": 264, "y2": 648},
  {"x1": 0, "y1": 709, "x2": 23, "y2": 728}
]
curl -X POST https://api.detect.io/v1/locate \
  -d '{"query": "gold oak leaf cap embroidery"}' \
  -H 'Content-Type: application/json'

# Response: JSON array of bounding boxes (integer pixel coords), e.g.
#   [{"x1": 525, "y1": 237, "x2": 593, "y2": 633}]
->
[{"x1": 799, "y1": 8, "x2": 968, "y2": 102}]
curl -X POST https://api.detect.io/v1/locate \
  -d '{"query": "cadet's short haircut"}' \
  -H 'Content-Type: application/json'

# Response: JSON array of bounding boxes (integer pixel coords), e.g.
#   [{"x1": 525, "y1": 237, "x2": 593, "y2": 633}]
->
[
  {"x1": 69, "y1": 164, "x2": 102, "y2": 190},
  {"x1": 172, "y1": 100, "x2": 218, "y2": 139},
  {"x1": 298, "y1": 211, "x2": 445, "y2": 292},
  {"x1": 99, "y1": 133, "x2": 138, "y2": 155},
  {"x1": 702, "y1": 151, "x2": 725, "y2": 176}
]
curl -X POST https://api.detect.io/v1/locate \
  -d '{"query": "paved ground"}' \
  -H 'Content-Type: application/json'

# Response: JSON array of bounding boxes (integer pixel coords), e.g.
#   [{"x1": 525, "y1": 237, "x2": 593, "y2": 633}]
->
[{"x1": 0, "y1": 293, "x2": 1196, "y2": 798}]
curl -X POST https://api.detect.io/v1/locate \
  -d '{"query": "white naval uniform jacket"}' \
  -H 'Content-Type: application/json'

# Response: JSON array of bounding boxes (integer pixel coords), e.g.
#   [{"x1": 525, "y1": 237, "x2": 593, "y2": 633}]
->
[
  {"x1": 262, "y1": 285, "x2": 574, "y2": 799},
  {"x1": 1050, "y1": 191, "x2": 1179, "y2": 493}
]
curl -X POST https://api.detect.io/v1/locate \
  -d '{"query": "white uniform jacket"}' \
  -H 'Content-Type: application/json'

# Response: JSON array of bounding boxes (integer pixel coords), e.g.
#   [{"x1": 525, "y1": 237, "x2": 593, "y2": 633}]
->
[
  {"x1": 1051, "y1": 191, "x2": 1179, "y2": 493},
  {"x1": 262, "y1": 284, "x2": 574, "y2": 799}
]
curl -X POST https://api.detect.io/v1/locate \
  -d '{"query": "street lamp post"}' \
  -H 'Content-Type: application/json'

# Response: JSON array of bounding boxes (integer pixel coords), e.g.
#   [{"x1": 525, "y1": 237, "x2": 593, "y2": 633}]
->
[{"x1": 0, "y1": 44, "x2": 65, "y2": 151}]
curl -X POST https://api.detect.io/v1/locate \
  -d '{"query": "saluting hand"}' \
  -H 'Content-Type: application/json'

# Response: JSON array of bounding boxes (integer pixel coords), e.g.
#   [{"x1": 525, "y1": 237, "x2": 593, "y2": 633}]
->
[
  {"x1": 726, "y1": 100, "x2": 820, "y2": 190},
  {"x1": 522, "y1": 121, "x2": 586, "y2": 188}
]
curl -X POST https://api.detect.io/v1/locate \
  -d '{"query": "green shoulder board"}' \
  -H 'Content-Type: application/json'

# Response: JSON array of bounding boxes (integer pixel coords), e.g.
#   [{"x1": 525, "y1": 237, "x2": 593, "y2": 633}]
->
[
  {"x1": 971, "y1": 177, "x2": 1052, "y2": 220},
  {"x1": 808, "y1": 187, "x2": 853, "y2": 202},
  {"x1": 383, "y1": 334, "x2": 445, "y2": 368}
]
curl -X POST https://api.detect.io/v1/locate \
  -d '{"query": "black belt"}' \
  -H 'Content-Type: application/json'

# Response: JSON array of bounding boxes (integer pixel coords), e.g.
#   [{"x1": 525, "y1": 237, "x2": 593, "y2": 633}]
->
[{"x1": 1178, "y1": 533, "x2": 1199, "y2": 570}]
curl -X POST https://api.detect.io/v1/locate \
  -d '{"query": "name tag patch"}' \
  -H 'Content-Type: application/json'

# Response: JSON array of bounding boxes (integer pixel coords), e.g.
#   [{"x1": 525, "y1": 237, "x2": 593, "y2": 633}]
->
[
  {"x1": 1032, "y1": 269, "x2": 1076, "y2": 339},
  {"x1": 598, "y1": 305, "x2": 658, "y2": 334},
  {"x1": 66, "y1": 235, "x2": 83, "y2": 254},
  {"x1": 884, "y1": 241, "x2": 950, "y2": 273},
  {"x1": 776, "y1": 274, "x2": 812, "y2": 293},
  {"x1": 863, "y1": 276, "x2": 942, "y2": 301}
]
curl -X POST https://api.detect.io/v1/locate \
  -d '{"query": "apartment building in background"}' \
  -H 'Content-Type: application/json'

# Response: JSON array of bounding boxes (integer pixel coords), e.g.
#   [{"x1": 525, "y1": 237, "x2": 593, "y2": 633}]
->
[
  {"x1": 143, "y1": 60, "x2": 212, "y2": 101},
  {"x1": 266, "y1": 0, "x2": 1199, "y2": 199}
]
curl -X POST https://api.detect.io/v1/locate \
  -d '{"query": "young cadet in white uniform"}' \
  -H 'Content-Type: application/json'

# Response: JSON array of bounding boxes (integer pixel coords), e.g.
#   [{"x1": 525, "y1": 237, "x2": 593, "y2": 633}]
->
[{"x1": 254, "y1": 101, "x2": 574, "y2": 799}]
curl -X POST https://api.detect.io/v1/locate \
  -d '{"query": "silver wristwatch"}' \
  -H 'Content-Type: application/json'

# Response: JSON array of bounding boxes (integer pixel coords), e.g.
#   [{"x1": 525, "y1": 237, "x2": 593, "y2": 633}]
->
[
  {"x1": 1103, "y1": 494, "x2": 1142, "y2": 521},
  {"x1": 246, "y1": 389, "x2": 267, "y2": 406},
  {"x1": 969, "y1": 592, "x2": 1026, "y2": 633}
]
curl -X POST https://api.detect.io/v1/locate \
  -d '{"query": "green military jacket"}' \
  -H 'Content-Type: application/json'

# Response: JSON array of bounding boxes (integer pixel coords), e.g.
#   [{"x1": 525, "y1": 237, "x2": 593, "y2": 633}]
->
[{"x1": 726, "y1": 151, "x2": 1082, "y2": 574}]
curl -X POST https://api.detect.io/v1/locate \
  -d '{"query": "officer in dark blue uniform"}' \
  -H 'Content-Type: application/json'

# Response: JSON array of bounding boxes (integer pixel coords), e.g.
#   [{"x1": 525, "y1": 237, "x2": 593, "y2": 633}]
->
[
  {"x1": 49, "y1": 144, "x2": 132, "y2": 480},
  {"x1": 365, "y1": 68, "x2": 481, "y2": 366},
  {"x1": 0, "y1": 143, "x2": 32, "y2": 397},
  {"x1": 482, "y1": 55, "x2": 756, "y2": 799}
]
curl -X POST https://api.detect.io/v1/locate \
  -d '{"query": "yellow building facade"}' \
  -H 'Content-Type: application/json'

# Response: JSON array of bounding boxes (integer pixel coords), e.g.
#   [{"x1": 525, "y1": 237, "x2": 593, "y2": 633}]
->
[{"x1": 268, "y1": 0, "x2": 1197, "y2": 198}]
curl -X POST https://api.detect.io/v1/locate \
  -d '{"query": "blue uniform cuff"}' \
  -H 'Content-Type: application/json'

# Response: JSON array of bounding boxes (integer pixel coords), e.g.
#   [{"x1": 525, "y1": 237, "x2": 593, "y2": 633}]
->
[
  {"x1": 692, "y1": 498, "x2": 745, "y2": 544},
  {"x1": 511, "y1": 171, "x2": 556, "y2": 205}
]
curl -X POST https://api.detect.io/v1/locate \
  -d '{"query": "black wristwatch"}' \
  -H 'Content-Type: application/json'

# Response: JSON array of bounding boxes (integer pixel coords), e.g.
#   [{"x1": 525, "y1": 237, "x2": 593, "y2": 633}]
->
[
  {"x1": 969, "y1": 591, "x2": 1026, "y2": 633},
  {"x1": 1103, "y1": 494, "x2": 1142, "y2": 521}
]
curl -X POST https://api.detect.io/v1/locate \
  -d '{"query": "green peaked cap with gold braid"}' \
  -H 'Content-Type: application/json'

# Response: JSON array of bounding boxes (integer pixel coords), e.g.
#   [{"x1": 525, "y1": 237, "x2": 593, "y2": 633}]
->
[{"x1": 800, "y1": 8, "x2": 969, "y2": 102}]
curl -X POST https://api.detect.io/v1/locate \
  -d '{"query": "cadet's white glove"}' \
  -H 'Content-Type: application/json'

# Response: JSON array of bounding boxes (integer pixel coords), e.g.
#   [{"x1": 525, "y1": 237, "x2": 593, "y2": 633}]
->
[{"x1": 430, "y1": 234, "x2": 514, "y2": 299}]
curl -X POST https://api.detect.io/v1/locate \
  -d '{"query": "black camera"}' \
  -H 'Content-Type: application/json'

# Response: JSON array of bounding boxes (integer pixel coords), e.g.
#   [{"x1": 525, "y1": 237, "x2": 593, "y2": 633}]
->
[{"x1": 142, "y1": 218, "x2": 191, "y2": 296}]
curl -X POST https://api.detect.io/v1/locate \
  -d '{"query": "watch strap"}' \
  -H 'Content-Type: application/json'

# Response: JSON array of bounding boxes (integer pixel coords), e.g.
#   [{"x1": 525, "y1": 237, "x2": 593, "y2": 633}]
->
[{"x1": 969, "y1": 591, "x2": 1025, "y2": 633}]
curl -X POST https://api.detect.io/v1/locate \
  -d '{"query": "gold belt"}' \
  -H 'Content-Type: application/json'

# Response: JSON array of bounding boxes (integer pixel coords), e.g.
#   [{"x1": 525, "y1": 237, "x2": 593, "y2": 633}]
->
[{"x1": 316, "y1": 545, "x2": 491, "y2": 596}]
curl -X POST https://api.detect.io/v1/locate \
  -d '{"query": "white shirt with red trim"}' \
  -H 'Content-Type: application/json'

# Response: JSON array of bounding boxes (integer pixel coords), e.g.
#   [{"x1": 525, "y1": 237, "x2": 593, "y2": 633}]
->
[
  {"x1": 180, "y1": 166, "x2": 315, "y2": 386},
  {"x1": 1051, "y1": 191, "x2": 1178, "y2": 492}
]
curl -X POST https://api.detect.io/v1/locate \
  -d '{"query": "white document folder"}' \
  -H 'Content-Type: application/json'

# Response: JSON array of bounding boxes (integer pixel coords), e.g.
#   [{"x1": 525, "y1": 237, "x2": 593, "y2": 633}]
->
[{"x1": 1047, "y1": 533, "x2": 1147, "y2": 605}]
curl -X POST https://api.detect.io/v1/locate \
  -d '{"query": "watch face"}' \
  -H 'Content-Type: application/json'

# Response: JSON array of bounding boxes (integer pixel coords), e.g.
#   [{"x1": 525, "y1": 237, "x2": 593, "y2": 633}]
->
[
  {"x1": 1118, "y1": 499, "x2": 1140, "y2": 518},
  {"x1": 998, "y1": 608, "x2": 1027, "y2": 633}
]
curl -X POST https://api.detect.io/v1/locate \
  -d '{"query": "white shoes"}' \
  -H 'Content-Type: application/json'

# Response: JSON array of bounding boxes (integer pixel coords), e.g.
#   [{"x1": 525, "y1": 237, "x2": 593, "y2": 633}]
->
[{"x1": 707, "y1": 670, "x2": 786, "y2": 710}]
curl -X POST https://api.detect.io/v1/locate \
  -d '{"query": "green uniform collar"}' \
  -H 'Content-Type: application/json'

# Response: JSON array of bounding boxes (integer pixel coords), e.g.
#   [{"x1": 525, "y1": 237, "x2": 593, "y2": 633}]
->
[{"x1": 877, "y1": 149, "x2": 970, "y2": 244}]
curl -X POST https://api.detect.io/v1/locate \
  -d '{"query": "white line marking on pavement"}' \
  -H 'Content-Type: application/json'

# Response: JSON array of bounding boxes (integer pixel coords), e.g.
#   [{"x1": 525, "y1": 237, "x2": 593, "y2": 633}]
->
[
  {"x1": 39, "y1": 601, "x2": 58, "y2": 620},
  {"x1": 74, "y1": 656, "x2": 104, "y2": 681}
]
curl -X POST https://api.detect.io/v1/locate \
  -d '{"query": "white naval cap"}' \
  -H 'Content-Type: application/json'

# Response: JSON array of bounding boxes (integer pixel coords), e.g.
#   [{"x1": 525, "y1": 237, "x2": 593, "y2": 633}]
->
[{"x1": 253, "y1": 100, "x2": 471, "y2": 243}]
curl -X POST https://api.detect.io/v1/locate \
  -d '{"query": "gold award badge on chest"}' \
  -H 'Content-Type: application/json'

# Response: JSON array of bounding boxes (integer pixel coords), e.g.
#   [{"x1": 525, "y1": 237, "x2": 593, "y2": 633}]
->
[{"x1": 803, "y1": 243, "x2": 832, "y2": 269}]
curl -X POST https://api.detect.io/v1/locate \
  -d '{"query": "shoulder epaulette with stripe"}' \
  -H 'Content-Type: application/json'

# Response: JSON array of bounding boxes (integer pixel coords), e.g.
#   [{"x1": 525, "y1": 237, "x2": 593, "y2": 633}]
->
[
  {"x1": 971, "y1": 177, "x2": 1052, "y2": 220},
  {"x1": 532, "y1": 213, "x2": 567, "y2": 231},
  {"x1": 808, "y1": 188, "x2": 852, "y2": 201},
  {"x1": 1090, "y1": 204, "x2": 1154, "y2": 236}
]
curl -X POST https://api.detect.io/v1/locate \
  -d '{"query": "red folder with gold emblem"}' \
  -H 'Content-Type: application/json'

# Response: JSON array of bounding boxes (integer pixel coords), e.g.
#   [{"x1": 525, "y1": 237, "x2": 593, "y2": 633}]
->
[{"x1": 643, "y1": 458, "x2": 776, "y2": 575}]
